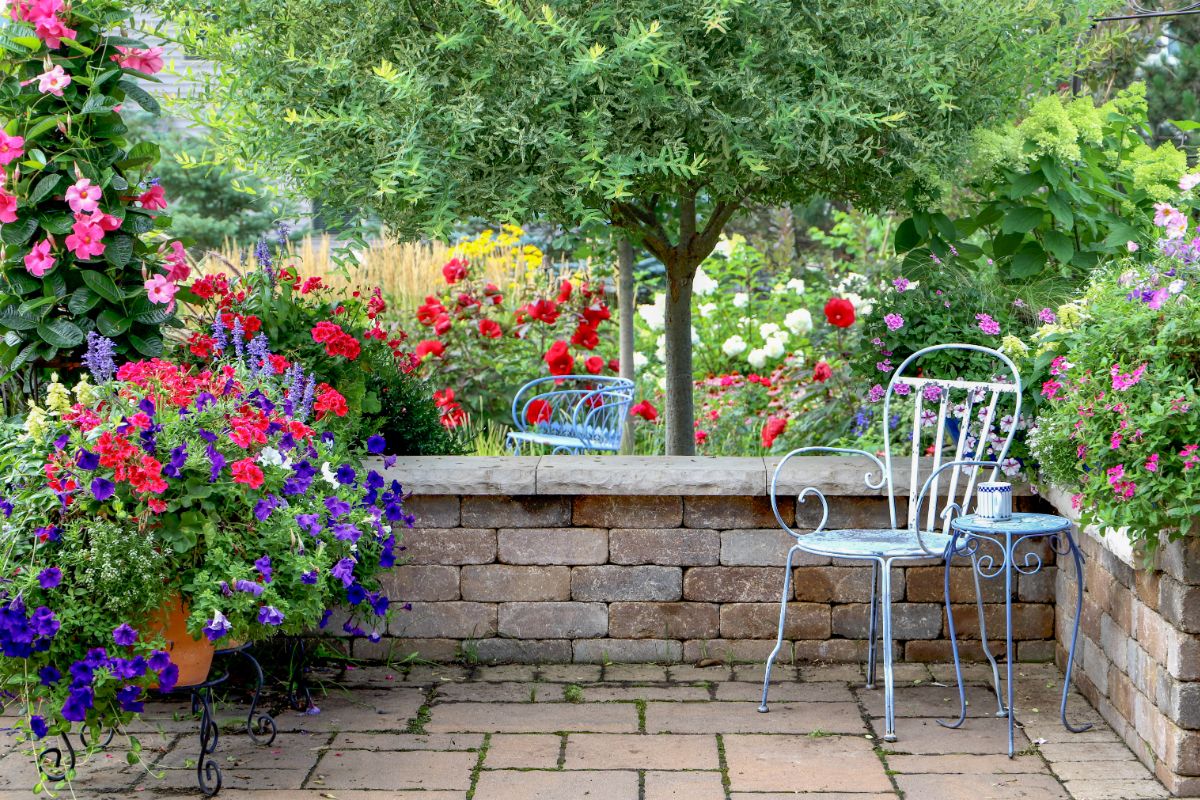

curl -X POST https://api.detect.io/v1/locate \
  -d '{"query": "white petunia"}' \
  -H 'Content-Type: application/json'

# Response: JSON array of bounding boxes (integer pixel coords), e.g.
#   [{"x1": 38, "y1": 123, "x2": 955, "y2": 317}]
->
[
  {"x1": 722, "y1": 335, "x2": 748, "y2": 356},
  {"x1": 321, "y1": 461, "x2": 339, "y2": 487},
  {"x1": 258, "y1": 446, "x2": 284, "y2": 467},
  {"x1": 783, "y1": 308, "x2": 813, "y2": 335}
]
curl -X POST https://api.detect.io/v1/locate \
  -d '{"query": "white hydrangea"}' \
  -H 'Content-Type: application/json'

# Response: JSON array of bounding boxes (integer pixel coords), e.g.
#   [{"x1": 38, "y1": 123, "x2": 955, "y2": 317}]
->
[
  {"x1": 747, "y1": 348, "x2": 767, "y2": 368},
  {"x1": 698, "y1": 302, "x2": 717, "y2": 318},
  {"x1": 785, "y1": 278, "x2": 806, "y2": 294},
  {"x1": 784, "y1": 308, "x2": 813, "y2": 335},
  {"x1": 722, "y1": 335, "x2": 747, "y2": 356},
  {"x1": 692, "y1": 266, "x2": 717, "y2": 296},
  {"x1": 637, "y1": 293, "x2": 666, "y2": 331},
  {"x1": 713, "y1": 233, "x2": 744, "y2": 258},
  {"x1": 655, "y1": 334, "x2": 667, "y2": 362},
  {"x1": 732, "y1": 292, "x2": 749, "y2": 308}
]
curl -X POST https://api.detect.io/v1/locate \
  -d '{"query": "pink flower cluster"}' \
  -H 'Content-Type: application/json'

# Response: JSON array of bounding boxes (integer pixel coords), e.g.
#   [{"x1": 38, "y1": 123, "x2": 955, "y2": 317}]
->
[
  {"x1": 9, "y1": 0, "x2": 76, "y2": 49},
  {"x1": 975, "y1": 313, "x2": 1001, "y2": 336},
  {"x1": 1106, "y1": 464, "x2": 1136, "y2": 500},
  {"x1": 1110, "y1": 362, "x2": 1147, "y2": 392}
]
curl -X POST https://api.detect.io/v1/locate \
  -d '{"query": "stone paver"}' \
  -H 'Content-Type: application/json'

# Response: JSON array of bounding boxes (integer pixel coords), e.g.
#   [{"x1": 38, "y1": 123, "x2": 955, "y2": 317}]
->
[{"x1": 0, "y1": 662, "x2": 1168, "y2": 800}]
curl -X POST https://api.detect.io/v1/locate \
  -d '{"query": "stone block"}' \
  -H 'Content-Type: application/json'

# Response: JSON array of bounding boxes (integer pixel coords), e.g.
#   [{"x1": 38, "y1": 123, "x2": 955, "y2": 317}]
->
[
  {"x1": 682, "y1": 567, "x2": 781, "y2": 603},
  {"x1": 378, "y1": 637, "x2": 460, "y2": 662},
  {"x1": 684, "y1": 495, "x2": 788, "y2": 528},
  {"x1": 403, "y1": 528, "x2": 496, "y2": 565},
  {"x1": 572, "y1": 638, "x2": 682, "y2": 663},
  {"x1": 389, "y1": 602, "x2": 497, "y2": 639},
  {"x1": 573, "y1": 565, "x2": 682, "y2": 601},
  {"x1": 382, "y1": 565, "x2": 460, "y2": 601},
  {"x1": 498, "y1": 528, "x2": 607, "y2": 565},
  {"x1": 905, "y1": 639, "x2": 991, "y2": 662},
  {"x1": 1160, "y1": 576, "x2": 1200, "y2": 634},
  {"x1": 945, "y1": 603, "x2": 1054, "y2": 640},
  {"x1": 1158, "y1": 535, "x2": 1200, "y2": 586},
  {"x1": 791, "y1": 566, "x2": 901, "y2": 604},
  {"x1": 497, "y1": 602, "x2": 607, "y2": 639},
  {"x1": 719, "y1": 529, "x2": 830, "y2": 567},
  {"x1": 1017, "y1": 639, "x2": 1055, "y2": 662},
  {"x1": 462, "y1": 495, "x2": 571, "y2": 528},
  {"x1": 832, "y1": 602, "x2": 942, "y2": 640},
  {"x1": 1162, "y1": 678, "x2": 1200, "y2": 730},
  {"x1": 536, "y1": 455, "x2": 765, "y2": 496},
  {"x1": 1167, "y1": 627, "x2": 1200, "y2": 681},
  {"x1": 378, "y1": 455, "x2": 538, "y2": 494},
  {"x1": 793, "y1": 639, "x2": 890, "y2": 662},
  {"x1": 1019, "y1": 568, "x2": 1056, "y2": 603},
  {"x1": 610, "y1": 528, "x2": 719, "y2": 566},
  {"x1": 573, "y1": 495, "x2": 682, "y2": 528},
  {"x1": 906, "y1": 566, "x2": 1005, "y2": 603},
  {"x1": 472, "y1": 638, "x2": 573, "y2": 664},
  {"x1": 404, "y1": 495, "x2": 461, "y2": 528},
  {"x1": 719, "y1": 602, "x2": 830, "y2": 640},
  {"x1": 460, "y1": 565, "x2": 570, "y2": 601},
  {"x1": 683, "y1": 638, "x2": 784, "y2": 663},
  {"x1": 795, "y1": 495, "x2": 899, "y2": 530},
  {"x1": 608, "y1": 602, "x2": 719, "y2": 639}
]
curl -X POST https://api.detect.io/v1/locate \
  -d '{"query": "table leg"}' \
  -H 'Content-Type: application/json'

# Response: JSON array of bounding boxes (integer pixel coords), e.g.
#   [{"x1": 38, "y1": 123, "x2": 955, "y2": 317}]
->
[
  {"x1": 1060, "y1": 530, "x2": 1094, "y2": 734},
  {"x1": 1005, "y1": 533, "x2": 1015, "y2": 758},
  {"x1": 939, "y1": 531, "x2": 968, "y2": 730}
]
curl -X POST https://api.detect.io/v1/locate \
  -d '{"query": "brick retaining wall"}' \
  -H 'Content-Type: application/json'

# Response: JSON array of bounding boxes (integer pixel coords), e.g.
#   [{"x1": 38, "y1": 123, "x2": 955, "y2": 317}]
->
[
  {"x1": 1049, "y1": 488, "x2": 1200, "y2": 796},
  {"x1": 350, "y1": 457, "x2": 1056, "y2": 666}
]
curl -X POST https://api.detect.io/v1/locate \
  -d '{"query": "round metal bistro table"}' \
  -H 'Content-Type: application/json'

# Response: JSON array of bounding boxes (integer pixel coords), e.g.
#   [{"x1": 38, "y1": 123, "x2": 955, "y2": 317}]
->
[{"x1": 941, "y1": 512, "x2": 1093, "y2": 756}]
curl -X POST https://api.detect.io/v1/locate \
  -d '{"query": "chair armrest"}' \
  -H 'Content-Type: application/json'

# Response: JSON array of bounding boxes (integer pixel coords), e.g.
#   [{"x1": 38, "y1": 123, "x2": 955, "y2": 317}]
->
[
  {"x1": 911, "y1": 459, "x2": 1001, "y2": 555},
  {"x1": 769, "y1": 447, "x2": 887, "y2": 539}
]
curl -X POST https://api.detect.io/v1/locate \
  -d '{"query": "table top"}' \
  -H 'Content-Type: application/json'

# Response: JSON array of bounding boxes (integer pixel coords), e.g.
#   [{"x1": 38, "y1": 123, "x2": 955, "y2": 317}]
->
[{"x1": 950, "y1": 512, "x2": 1072, "y2": 536}]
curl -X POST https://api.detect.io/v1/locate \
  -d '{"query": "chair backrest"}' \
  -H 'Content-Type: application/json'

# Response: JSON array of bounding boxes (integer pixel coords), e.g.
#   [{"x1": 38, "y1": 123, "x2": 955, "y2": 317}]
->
[
  {"x1": 511, "y1": 376, "x2": 636, "y2": 449},
  {"x1": 881, "y1": 344, "x2": 1023, "y2": 533}
]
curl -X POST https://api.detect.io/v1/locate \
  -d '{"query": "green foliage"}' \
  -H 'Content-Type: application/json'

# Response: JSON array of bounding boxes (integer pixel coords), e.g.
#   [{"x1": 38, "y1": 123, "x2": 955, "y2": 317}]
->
[
  {"x1": 896, "y1": 85, "x2": 1187, "y2": 287},
  {"x1": 0, "y1": 3, "x2": 180, "y2": 377}
]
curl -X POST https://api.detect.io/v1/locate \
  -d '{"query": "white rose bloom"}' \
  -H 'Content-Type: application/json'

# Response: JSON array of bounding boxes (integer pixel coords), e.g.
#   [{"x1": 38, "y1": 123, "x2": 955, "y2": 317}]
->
[
  {"x1": 759, "y1": 322, "x2": 783, "y2": 339},
  {"x1": 698, "y1": 302, "x2": 717, "y2": 318},
  {"x1": 722, "y1": 335, "x2": 748, "y2": 356},
  {"x1": 633, "y1": 352, "x2": 649, "y2": 370},
  {"x1": 845, "y1": 292, "x2": 873, "y2": 316},
  {"x1": 785, "y1": 278, "x2": 806, "y2": 295},
  {"x1": 784, "y1": 308, "x2": 813, "y2": 335},
  {"x1": 637, "y1": 293, "x2": 666, "y2": 331},
  {"x1": 693, "y1": 266, "x2": 717, "y2": 296},
  {"x1": 747, "y1": 348, "x2": 767, "y2": 368},
  {"x1": 763, "y1": 336, "x2": 787, "y2": 359},
  {"x1": 713, "y1": 233, "x2": 744, "y2": 258},
  {"x1": 732, "y1": 292, "x2": 749, "y2": 308}
]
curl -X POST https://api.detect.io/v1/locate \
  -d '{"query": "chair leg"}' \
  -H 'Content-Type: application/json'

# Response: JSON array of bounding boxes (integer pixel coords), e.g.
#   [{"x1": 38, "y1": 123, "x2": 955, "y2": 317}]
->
[
  {"x1": 879, "y1": 559, "x2": 898, "y2": 742},
  {"x1": 759, "y1": 544, "x2": 799, "y2": 713},
  {"x1": 865, "y1": 561, "x2": 880, "y2": 690},
  {"x1": 972, "y1": 551, "x2": 1007, "y2": 717},
  {"x1": 940, "y1": 535, "x2": 968, "y2": 730}
]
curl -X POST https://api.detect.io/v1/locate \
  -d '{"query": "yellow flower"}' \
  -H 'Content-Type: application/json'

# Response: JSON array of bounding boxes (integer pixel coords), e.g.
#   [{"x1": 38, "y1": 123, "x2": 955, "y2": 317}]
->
[
  {"x1": 45, "y1": 373, "x2": 72, "y2": 414},
  {"x1": 1056, "y1": 303, "x2": 1084, "y2": 329},
  {"x1": 74, "y1": 374, "x2": 97, "y2": 406},
  {"x1": 23, "y1": 404, "x2": 49, "y2": 441},
  {"x1": 999, "y1": 335, "x2": 1029, "y2": 358}
]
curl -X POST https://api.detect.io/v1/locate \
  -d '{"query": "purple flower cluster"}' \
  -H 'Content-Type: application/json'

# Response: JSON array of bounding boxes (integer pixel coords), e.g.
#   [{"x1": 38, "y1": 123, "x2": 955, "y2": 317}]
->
[{"x1": 83, "y1": 331, "x2": 116, "y2": 384}]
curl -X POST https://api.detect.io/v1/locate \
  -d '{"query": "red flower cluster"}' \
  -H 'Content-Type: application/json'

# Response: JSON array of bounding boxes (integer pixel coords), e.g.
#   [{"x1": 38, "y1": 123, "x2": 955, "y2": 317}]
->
[
  {"x1": 433, "y1": 389, "x2": 467, "y2": 428},
  {"x1": 311, "y1": 321, "x2": 362, "y2": 360},
  {"x1": 525, "y1": 398, "x2": 553, "y2": 425},
  {"x1": 761, "y1": 415, "x2": 788, "y2": 449},
  {"x1": 544, "y1": 340, "x2": 574, "y2": 376},
  {"x1": 812, "y1": 361, "x2": 833, "y2": 383},
  {"x1": 313, "y1": 384, "x2": 349, "y2": 419},
  {"x1": 630, "y1": 400, "x2": 658, "y2": 422},
  {"x1": 442, "y1": 258, "x2": 468, "y2": 285}
]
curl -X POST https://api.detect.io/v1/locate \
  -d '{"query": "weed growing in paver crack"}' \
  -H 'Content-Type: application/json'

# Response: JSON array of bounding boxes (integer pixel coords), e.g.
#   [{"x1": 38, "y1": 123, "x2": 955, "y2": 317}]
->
[
  {"x1": 529, "y1": 686, "x2": 538, "y2": 703},
  {"x1": 406, "y1": 690, "x2": 435, "y2": 735},
  {"x1": 807, "y1": 729, "x2": 834, "y2": 738},
  {"x1": 562, "y1": 684, "x2": 584, "y2": 703},
  {"x1": 458, "y1": 640, "x2": 480, "y2": 665},
  {"x1": 715, "y1": 734, "x2": 733, "y2": 795},
  {"x1": 464, "y1": 733, "x2": 491, "y2": 800},
  {"x1": 635, "y1": 699, "x2": 647, "y2": 733}
]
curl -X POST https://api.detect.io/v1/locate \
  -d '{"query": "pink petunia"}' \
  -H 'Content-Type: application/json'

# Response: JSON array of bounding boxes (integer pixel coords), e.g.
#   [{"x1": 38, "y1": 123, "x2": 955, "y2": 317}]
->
[
  {"x1": 144, "y1": 274, "x2": 177, "y2": 308},
  {"x1": 23, "y1": 238, "x2": 55, "y2": 277},
  {"x1": 36, "y1": 64, "x2": 70, "y2": 96},
  {"x1": 65, "y1": 219, "x2": 105, "y2": 259},
  {"x1": 65, "y1": 178, "x2": 102, "y2": 213},
  {"x1": 0, "y1": 132, "x2": 24, "y2": 166},
  {"x1": 0, "y1": 189, "x2": 17, "y2": 224}
]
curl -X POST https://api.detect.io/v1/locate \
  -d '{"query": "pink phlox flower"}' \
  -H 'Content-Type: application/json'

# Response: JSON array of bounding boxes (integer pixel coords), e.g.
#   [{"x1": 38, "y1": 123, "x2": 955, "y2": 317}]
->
[
  {"x1": 893, "y1": 382, "x2": 911, "y2": 396},
  {"x1": 1145, "y1": 453, "x2": 1159, "y2": 473},
  {"x1": 1076, "y1": 444, "x2": 1087, "y2": 460},
  {"x1": 1110, "y1": 363, "x2": 1147, "y2": 391},
  {"x1": 1041, "y1": 379, "x2": 1063, "y2": 400},
  {"x1": 892, "y1": 278, "x2": 910, "y2": 292},
  {"x1": 922, "y1": 384, "x2": 942, "y2": 402},
  {"x1": 876, "y1": 359, "x2": 893, "y2": 373},
  {"x1": 1013, "y1": 298, "x2": 1026, "y2": 307},
  {"x1": 1110, "y1": 431, "x2": 1122, "y2": 450},
  {"x1": 1170, "y1": 397, "x2": 1191, "y2": 414},
  {"x1": 883, "y1": 313, "x2": 904, "y2": 331},
  {"x1": 1038, "y1": 307, "x2": 1056, "y2": 324},
  {"x1": 1183, "y1": 445, "x2": 1200, "y2": 471},
  {"x1": 975, "y1": 313, "x2": 1001, "y2": 336},
  {"x1": 866, "y1": 384, "x2": 885, "y2": 403}
]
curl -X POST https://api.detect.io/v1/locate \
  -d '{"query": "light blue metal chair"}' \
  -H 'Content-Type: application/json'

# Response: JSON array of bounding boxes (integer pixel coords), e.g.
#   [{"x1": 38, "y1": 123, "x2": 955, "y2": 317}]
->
[
  {"x1": 506, "y1": 376, "x2": 636, "y2": 455},
  {"x1": 758, "y1": 343, "x2": 1022, "y2": 742}
]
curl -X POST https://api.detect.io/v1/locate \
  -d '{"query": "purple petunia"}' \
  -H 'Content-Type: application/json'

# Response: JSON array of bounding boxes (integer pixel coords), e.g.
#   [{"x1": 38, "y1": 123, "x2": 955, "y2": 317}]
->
[
  {"x1": 76, "y1": 449, "x2": 100, "y2": 470},
  {"x1": 319, "y1": 609, "x2": 333, "y2": 629},
  {"x1": 331, "y1": 523, "x2": 361, "y2": 543},
  {"x1": 254, "y1": 555, "x2": 273, "y2": 583},
  {"x1": 254, "y1": 496, "x2": 280, "y2": 522},
  {"x1": 366, "y1": 435, "x2": 386, "y2": 454},
  {"x1": 325, "y1": 496, "x2": 351, "y2": 518},
  {"x1": 29, "y1": 607, "x2": 59, "y2": 639},
  {"x1": 90, "y1": 478, "x2": 115, "y2": 502},
  {"x1": 295, "y1": 513, "x2": 321, "y2": 536},
  {"x1": 335, "y1": 465, "x2": 356, "y2": 485},
  {"x1": 37, "y1": 567, "x2": 62, "y2": 590},
  {"x1": 29, "y1": 715, "x2": 47, "y2": 739},
  {"x1": 158, "y1": 663, "x2": 180, "y2": 692},
  {"x1": 61, "y1": 686, "x2": 94, "y2": 722},
  {"x1": 112, "y1": 623, "x2": 138, "y2": 647},
  {"x1": 330, "y1": 557, "x2": 356, "y2": 588},
  {"x1": 257, "y1": 606, "x2": 284, "y2": 626},
  {"x1": 38, "y1": 665, "x2": 60, "y2": 686},
  {"x1": 301, "y1": 570, "x2": 318, "y2": 585},
  {"x1": 235, "y1": 579, "x2": 264, "y2": 597},
  {"x1": 203, "y1": 611, "x2": 230, "y2": 642},
  {"x1": 205, "y1": 444, "x2": 226, "y2": 482},
  {"x1": 346, "y1": 584, "x2": 366, "y2": 605},
  {"x1": 116, "y1": 685, "x2": 144, "y2": 713},
  {"x1": 148, "y1": 650, "x2": 172, "y2": 672},
  {"x1": 163, "y1": 444, "x2": 188, "y2": 479}
]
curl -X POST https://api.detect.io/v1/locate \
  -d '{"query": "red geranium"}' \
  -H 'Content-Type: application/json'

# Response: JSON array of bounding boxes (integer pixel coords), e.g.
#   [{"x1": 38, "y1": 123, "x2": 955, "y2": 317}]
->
[
  {"x1": 313, "y1": 384, "x2": 349, "y2": 419},
  {"x1": 442, "y1": 257, "x2": 468, "y2": 284},
  {"x1": 761, "y1": 415, "x2": 788, "y2": 449},
  {"x1": 523, "y1": 298, "x2": 560, "y2": 325},
  {"x1": 483, "y1": 283, "x2": 503, "y2": 305},
  {"x1": 544, "y1": 340, "x2": 574, "y2": 376},
  {"x1": 478, "y1": 318, "x2": 502, "y2": 339},
  {"x1": 824, "y1": 297, "x2": 856, "y2": 328},
  {"x1": 812, "y1": 361, "x2": 833, "y2": 383},
  {"x1": 416, "y1": 339, "x2": 445, "y2": 360},
  {"x1": 230, "y1": 458, "x2": 265, "y2": 489},
  {"x1": 433, "y1": 388, "x2": 467, "y2": 428},
  {"x1": 524, "y1": 398, "x2": 553, "y2": 425},
  {"x1": 584, "y1": 356, "x2": 604, "y2": 375},
  {"x1": 416, "y1": 295, "x2": 447, "y2": 326},
  {"x1": 188, "y1": 333, "x2": 215, "y2": 359},
  {"x1": 630, "y1": 400, "x2": 658, "y2": 421}
]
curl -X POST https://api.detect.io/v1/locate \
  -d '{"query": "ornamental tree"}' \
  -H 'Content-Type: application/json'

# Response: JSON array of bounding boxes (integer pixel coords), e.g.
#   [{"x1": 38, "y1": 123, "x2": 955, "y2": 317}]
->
[
  {"x1": 0, "y1": 0, "x2": 186, "y2": 406},
  {"x1": 151, "y1": 0, "x2": 1101, "y2": 453}
]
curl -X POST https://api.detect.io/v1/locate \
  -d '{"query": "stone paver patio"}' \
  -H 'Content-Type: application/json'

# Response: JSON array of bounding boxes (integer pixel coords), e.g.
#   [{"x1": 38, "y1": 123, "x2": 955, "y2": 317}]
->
[{"x1": 0, "y1": 661, "x2": 1168, "y2": 799}]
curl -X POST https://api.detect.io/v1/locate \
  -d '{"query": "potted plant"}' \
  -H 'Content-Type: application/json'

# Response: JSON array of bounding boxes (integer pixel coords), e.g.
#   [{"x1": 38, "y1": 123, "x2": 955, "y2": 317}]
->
[{"x1": 0, "y1": 332, "x2": 408, "y2": 792}]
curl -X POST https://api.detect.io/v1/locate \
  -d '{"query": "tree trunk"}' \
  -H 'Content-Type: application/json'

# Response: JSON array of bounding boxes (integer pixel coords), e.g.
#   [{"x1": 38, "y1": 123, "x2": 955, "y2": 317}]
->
[
  {"x1": 617, "y1": 236, "x2": 636, "y2": 455},
  {"x1": 664, "y1": 259, "x2": 696, "y2": 456}
]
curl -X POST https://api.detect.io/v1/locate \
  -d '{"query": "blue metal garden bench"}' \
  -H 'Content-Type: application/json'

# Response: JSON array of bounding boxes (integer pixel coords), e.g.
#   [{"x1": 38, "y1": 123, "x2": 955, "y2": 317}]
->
[
  {"x1": 506, "y1": 375, "x2": 636, "y2": 455},
  {"x1": 758, "y1": 343, "x2": 1023, "y2": 743}
]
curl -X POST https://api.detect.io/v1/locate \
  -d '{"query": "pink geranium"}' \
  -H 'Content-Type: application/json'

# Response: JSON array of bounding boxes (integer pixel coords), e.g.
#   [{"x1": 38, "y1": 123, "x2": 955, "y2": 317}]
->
[
  {"x1": 112, "y1": 46, "x2": 164, "y2": 75},
  {"x1": 36, "y1": 64, "x2": 71, "y2": 96},
  {"x1": 0, "y1": 188, "x2": 17, "y2": 224},
  {"x1": 145, "y1": 274, "x2": 177, "y2": 308},
  {"x1": 0, "y1": 132, "x2": 24, "y2": 166},
  {"x1": 23, "y1": 239, "x2": 55, "y2": 277},
  {"x1": 65, "y1": 218, "x2": 105, "y2": 259},
  {"x1": 65, "y1": 178, "x2": 102, "y2": 213},
  {"x1": 137, "y1": 185, "x2": 167, "y2": 210}
]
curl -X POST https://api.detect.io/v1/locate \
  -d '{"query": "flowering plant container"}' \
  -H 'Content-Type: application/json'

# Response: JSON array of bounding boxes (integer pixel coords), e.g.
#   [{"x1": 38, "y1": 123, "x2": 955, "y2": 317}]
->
[{"x1": 0, "y1": 333, "x2": 408, "y2": 790}]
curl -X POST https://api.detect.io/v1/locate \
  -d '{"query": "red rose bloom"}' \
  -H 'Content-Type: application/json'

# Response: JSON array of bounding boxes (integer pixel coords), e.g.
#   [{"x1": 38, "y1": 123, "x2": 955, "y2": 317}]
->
[
  {"x1": 761, "y1": 415, "x2": 788, "y2": 449},
  {"x1": 433, "y1": 314, "x2": 452, "y2": 336},
  {"x1": 630, "y1": 400, "x2": 658, "y2": 421},
  {"x1": 607, "y1": 358, "x2": 619, "y2": 372},
  {"x1": 416, "y1": 340, "x2": 445, "y2": 360},
  {"x1": 812, "y1": 361, "x2": 833, "y2": 383},
  {"x1": 824, "y1": 297, "x2": 856, "y2": 328},
  {"x1": 544, "y1": 340, "x2": 574, "y2": 376},
  {"x1": 442, "y1": 257, "x2": 468, "y2": 284},
  {"x1": 584, "y1": 356, "x2": 604, "y2": 375},
  {"x1": 524, "y1": 398, "x2": 553, "y2": 425},
  {"x1": 478, "y1": 319, "x2": 502, "y2": 339},
  {"x1": 571, "y1": 322, "x2": 599, "y2": 350},
  {"x1": 417, "y1": 296, "x2": 447, "y2": 326}
]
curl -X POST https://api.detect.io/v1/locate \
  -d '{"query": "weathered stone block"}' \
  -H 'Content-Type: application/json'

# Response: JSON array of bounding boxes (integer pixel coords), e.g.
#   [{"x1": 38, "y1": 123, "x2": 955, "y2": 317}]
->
[
  {"x1": 572, "y1": 638, "x2": 682, "y2": 663},
  {"x1": 1018, "y1": 568, "x2": 1056, "y2": 603},
  {"x1": 497, "y1": 602, "x2": 607, "y2": 639},
  {"x1": 1017, "y1": 639, "x2": 1055, "y2": 662},
  {"x1": 683, "y1": 638, "x2": 783, "y2": 663},
  {"x1": 791, "y1": 566, "x2": 902, "y2": 604},
  {"x1": 376, "y1": 637, "x2": 461, "y2": 662},
  {"x1": 945, "y1": 602, "x2": 1054, "y2": 640},
  {"x1": 1160, "y1": 576, "x2": 1200, "y2": 635},
  {"x1": 573, "y1": 566, "x2": 682, "y2": 601},
  {"x1": 682, "y1": 567, "x2": 780, "y2": 603},
  {"x1": 389, "y1": 602, "x2": 497, "y2": 639},
  {"x1": 536, "y1": 456, "x2": 765, "y2": 496},
  {"x1": 404, "y1": 495, "x2": 461, "y2": 528},
  {"x1": 610, "y1": 528, "x2": 719, "y2": 566},
  {"x1": 719, "y1": 529, "x2": 830, "y2": 567},
  {"x1": 719, "y1": 602, "x2": 830, "y2": 640},
  {"x1": 498, "y1": 528, "x2": 607, "y2": 565},
  {"x1": 795, "y1": 496, "x2": 899, "y2": 530},
  {"x1": 382, "y1": 565, "x2": 460, "y2": 602},
  {"x1": 462, "y1": 495, "x2": 571, "y2": 528},
  {"x1": 904, "y1": 639, "x2": 989, "y2": 662},
  {"x1": 573, "y1": 495, "x2": 682, "y2": 528},
  {"x1": 403, "y1": 528, "x2": 496, "y2": 565},
  {"x1": 683, "y1": 496, "x2": 789, "y2": 529},
  {"x1": 608, "y1": 602, "x2": 719, "y2": 639},
  {"x1": 832, "y1": 602, "x2": 942, "y2": 640},
  {"x1": 461, "y1": 565, "x2": 570, "y2": 602},
  {"x1": 906, "y1": 566, "x2": 1004, "y2": 603},
  {"x1": 472, "y1": 638, "x2": 573, "y2": 664}
]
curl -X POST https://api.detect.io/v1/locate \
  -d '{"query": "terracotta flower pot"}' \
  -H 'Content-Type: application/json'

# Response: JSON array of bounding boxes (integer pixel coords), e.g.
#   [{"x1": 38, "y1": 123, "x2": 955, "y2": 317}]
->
[{"x1": 149, "y1": 595, "x2": 215, "y2": 688}]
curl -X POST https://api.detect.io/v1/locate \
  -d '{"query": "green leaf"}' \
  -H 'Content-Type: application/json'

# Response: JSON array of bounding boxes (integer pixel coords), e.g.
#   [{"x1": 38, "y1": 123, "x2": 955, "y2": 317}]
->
[
  {"x1": 38, "y1": 211, "x2": 73, "y2": 235},
  {"x1": 1000, "y1": 206, "x2": 1044, "y2": 235},
  {"x1": 119, "y1": 142, "x2": 160, "y2": 170},
  {"x1": 8, "y1": 341, "x2": 38, "y2": 370},
  {"x1": 43, "y1": 268, "x2": 66, "y2": 298},
  {"x1": 1, "y1": 216, "x2": 38, "y2": 245},
  {"x1": 133, "y1": 305, "x2": 174, "y2": 325},
  {"x1": 36, "y1": 319, "x2": 84, "y2": 349},
  {"x1": 96, "y1": 309, "x2": 131, "y2": 337},
  {"x1": 1007, "y1": 242, "x2": 1047, "y2": 278},
  {"x1": 67, "y1": 287, "x2": 102, "y2": 316},
  {"x1": 104, "y1": 235, "x2": 134, "y2": 268},
  {"x1": 122, "y1": 211, "x2": 155, "y2": 235},
  {"x1": 80, "y1": 270, "x2": 123, "y2": 305},
  {"x1": 1044, "y1": 229, "x2": 1074, "y2": 264},
  {"x1": 1047, "y1": 192, "x2": 1073, "y2": 229},
  {"x1": 991, "y1": 231, "x2": 1025, "y2": 259},
  {"x1": 128, "y1": 333, "x2": 163, "y2": 357},
  {"x1": 930, "y1": 213, "x2": 957, "y2": 242},
  {"x1": 1101, "y1": 222, "x2": 1142, "y2": 250},
  {"x1": 26, "y1": 174, "x2": 61, "y2": 206},
  {"x1": 80, "y1": 92, "x2": 116, "y2": 115},
  {"x1": 1006, "y1": 170, "x2": 1043, "y2": 198},
  {"x1": 22, "y1": 114, "x2": 63, "y2": 143},
  {"x1": 117, "y1": 79, "x2": 160, "y2": 115},
  {"x1": 893, "y1": 217, "x2": 921, "y2": 252},
  {"x1": 0, "y1": 307, "x2": 38, "y2": 331},
  {"x1": 4, "y1": 270, "x2": 41, "y2": 295}
]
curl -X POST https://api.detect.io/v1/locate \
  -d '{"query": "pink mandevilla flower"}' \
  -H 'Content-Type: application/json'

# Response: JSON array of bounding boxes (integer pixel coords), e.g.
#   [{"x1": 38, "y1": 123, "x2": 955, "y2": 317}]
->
[
  {"x1": 0, "y1": 188, "x2": 17, "y2": 224},
  {"x1": 65, "y1": 178, "x2": 102, "y2": 213},
  {"x1": 1037, "y1": 307, "x2": 1056, "y2": 325},
  {"x1": 36, "y1": 64, "x2": 70, "y2": 96},
  {"x1": 65, "y1": 219, "x2": 105, "y2": 259},
  {"x1": 138, "y1": 185, "x2": 167, "y2": 210},
  {"x1": 33, "y1": 14, "x2": 76, "y2": 49},
  {"x1": 23, "y1": 239, "x2": 55, "y2": 277},
  {"x1": 145, "y1": 274, "x2": 177, "y2": 307},
  {"x1": 113, "y1": 46, "x2": 164, "y2": 75},
  {"x1": 0, "y1": 131, "x2": 24, "y2": 165}
]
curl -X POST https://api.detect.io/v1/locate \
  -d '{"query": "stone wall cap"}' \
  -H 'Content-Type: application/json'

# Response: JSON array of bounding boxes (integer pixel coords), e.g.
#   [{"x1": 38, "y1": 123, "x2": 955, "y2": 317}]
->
[
  {"x1": 536, "y1": 456, "x2": 767, "y2": 496},
  {"x1": 379, "y1": 456, "x2": 539, "y2": 495}
]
